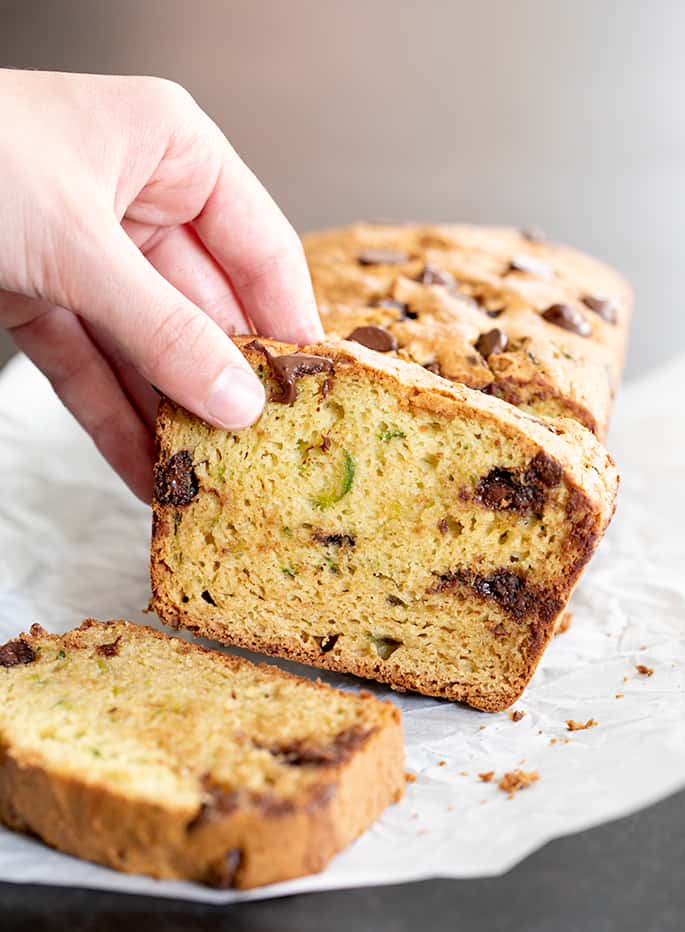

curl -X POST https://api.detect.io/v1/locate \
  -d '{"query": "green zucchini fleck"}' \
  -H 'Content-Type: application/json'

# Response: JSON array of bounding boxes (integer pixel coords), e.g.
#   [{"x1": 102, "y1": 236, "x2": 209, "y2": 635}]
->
[
  {"x1": 311, "y1": 451, "x2": 356, "y2": 509},
  {"x1": 281, "y1": 565, "x2": 298, "y2": 577},
  {"x1": 379, "y1": 427, "x2": 406, "y2": 442}
]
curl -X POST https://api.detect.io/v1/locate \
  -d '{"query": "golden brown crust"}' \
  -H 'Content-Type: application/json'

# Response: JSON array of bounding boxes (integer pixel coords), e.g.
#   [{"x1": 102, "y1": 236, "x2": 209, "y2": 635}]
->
[
  {"x1": 0, "y1": 620, "x2": 404, "y2": 888},
  {"x1": 303, "y1": 222, "x2": 632, "y2": 438},
  {"x1": 150, "y1": 338, "x2": 618, "y2": 713}
]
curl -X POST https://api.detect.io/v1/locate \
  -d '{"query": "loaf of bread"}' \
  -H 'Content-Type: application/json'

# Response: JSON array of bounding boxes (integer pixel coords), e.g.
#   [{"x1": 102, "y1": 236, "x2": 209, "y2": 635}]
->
[
  {"x1": 0, "y1": 620, "x2": 403, "y2": 888},
  {"x1": 303, "y1": 223, "x2": 631, "y2": 438},
  {"x1": 151, "y1": 337, "x2": 618, "y2": 711}
]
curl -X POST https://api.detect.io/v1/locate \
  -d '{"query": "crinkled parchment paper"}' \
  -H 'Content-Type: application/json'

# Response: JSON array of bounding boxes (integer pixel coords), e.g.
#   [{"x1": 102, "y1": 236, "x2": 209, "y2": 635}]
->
[{"x1": 0, "y1": 353, "x2": 683, "y2": 903}]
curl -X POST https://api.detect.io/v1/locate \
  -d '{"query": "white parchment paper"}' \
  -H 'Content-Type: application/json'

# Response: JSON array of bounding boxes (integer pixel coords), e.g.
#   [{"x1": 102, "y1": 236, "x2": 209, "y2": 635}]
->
[{"x1": 0, "y1": 352, "x2": 683, "y2": 903}]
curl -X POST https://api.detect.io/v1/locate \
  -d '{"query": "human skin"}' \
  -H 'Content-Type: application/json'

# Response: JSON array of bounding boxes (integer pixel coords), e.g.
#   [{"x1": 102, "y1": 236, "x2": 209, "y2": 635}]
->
[{"x1": 0, "y1": 70, "x2": 324, "y2": 500}]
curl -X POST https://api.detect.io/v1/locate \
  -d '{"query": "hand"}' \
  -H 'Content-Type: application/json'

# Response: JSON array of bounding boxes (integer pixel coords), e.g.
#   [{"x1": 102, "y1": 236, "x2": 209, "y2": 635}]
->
[{"x1": 0, "y1": 70, "x2": 323, "y2": 501}]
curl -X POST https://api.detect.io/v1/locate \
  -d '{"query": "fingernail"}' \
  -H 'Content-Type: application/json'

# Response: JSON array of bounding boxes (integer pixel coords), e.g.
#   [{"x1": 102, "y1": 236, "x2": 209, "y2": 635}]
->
[{"x1": 205, "y1": 366, "x2": 265, "y2": 429}]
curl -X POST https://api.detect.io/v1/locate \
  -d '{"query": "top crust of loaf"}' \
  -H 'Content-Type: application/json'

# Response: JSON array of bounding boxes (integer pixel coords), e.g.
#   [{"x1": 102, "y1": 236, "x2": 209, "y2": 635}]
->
[{"x1": 303, "y1": 222, "x2": 632, "y2": 437}]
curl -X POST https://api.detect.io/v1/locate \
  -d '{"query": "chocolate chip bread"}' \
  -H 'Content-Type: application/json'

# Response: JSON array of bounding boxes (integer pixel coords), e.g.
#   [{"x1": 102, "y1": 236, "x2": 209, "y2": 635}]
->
[
  {"x1": 303, "y1": 223, "x2": 631, "y2": 438},
  {"x1": 0, "y1": 620, "x2": 403, "y2": 888},
  {"x1": 151, "y1": 338, "x2": 618, "y2": 711}
]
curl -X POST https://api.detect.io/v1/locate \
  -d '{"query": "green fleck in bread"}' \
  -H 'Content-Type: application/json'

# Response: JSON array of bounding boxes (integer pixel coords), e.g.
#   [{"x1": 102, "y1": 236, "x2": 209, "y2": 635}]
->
[
  {"x1": 151, "y1": 338, "x2": 618, "y2": 711},
  {"x1": 0, "y1": 620, "x2": 403, "y2": 889},
  {"x1": 303, "y1": 222, "x2": 632, "y2": 438}
]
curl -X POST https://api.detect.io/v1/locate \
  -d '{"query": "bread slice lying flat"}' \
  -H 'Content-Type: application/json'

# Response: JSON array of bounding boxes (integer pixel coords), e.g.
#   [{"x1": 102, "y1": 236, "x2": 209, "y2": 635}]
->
[
  {"x1": 151, "y1": 337, "x2": 618, "y2": 711},
  {"x1": 0, "y1": 620, "x2": 403, "y2": 888}
]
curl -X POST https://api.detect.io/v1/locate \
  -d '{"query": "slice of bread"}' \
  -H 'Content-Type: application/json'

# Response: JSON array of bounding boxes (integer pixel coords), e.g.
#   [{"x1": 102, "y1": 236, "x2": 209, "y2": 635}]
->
[
  {"x1": 0, "y1": 620, "x2": 403, "y2": 888},
  {"x1": 151, "y1": 337, "x2": 618, "y2": 711}
]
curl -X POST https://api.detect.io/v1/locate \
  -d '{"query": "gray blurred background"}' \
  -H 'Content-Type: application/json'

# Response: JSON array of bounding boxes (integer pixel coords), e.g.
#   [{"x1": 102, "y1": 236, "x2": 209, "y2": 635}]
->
[{"x1": 0, "y1": 0, "x2": 682, "y2": 379}]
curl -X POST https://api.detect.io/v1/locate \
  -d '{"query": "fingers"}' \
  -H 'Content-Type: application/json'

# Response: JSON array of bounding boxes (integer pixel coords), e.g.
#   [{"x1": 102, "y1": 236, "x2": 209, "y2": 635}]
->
[
  {"x1": 68, "y1": 221, "x2": 265, "y2": 431},
  {"x1": 192, "y1": 139, "x2": 324, "y2": 345},
  {"x1": 7, "y1": 296, "x2": 155, "y2": 502},
  {"x1": 134, "y1": 222, "x2": 252, "y2": 336}
]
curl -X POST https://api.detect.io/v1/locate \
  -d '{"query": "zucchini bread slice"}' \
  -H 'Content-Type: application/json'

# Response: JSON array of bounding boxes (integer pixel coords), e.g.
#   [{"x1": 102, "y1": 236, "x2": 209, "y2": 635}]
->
[
  {"x1": 151, "y1": 338, "x2": 618, "y2": 711},
  {"x1": 303, "y1": 222, "x2": 632, "y2": 438},
  {"x1": 0, "y1": 620, "x2": 403, "y2": 889}
]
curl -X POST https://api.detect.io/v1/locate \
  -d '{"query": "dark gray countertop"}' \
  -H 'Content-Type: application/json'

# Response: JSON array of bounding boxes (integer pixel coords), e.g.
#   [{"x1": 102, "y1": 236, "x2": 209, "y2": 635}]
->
[{"x1": 1, "y1": 787, "x2": 683, "y2": 932}]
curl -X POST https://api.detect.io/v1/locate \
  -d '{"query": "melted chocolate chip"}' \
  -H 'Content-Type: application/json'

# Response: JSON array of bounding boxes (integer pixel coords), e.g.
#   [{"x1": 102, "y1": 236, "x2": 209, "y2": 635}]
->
[
  {"x1": 429, "y1": 568, "x2": 554, "y2": 621},
  {"x1": 265, "y1": 726, "x2": 372, "y2": 767},
  {"x1": 416, "y1": 264, "x2": 456, "y2": 288},
  {"x1": 581, "y1": 294, "x2": 617, "y2": 323},
  {"x1": 347, "y1": 325, "x2": 398, "y2": 353},
  {"x1": 507, "y1": 255, "x2": 554, "y2": 278},
  {"x1": 201, "y1": 589, "x2": 216, "y2": 605},
  {"x1": 438, "y1": 518, "x2": 449, "y2": 535},
  {"x1": 424, "y1": 361, "x2": 442, "y2": 375},
  {"x1": 358, "y1": 249, "x2": 409, "y2": 266},
  {"x1": 96, "y1": 636, "x2": 121, "y2": 658},
  {"x1": 187, "y1": 780, "x2": 241, "y2": 832},
  {"x1": 386, "y1": 594, "x2": 405, "y2": 606},
  {"x1": 207, "y1": 849, "x2": 243, "y2": 889},
  {"x1": 312, "y1": 530, "x2": 356, "y2": 548},
  {"x1": 318, "y1": 633, "x2": 339, "y2": 653},
  {"x1": 475, "y1": 452, "x2": 562, "y2": 516},
  {"x1": 486, "y1": 307, "x2": 506, "y2": 318},
  {"x1": 475, "y1": 328, "x2": 508, "y2": 358},
  {"x1": 247, "y1": 340, "x2": 334, "y2": 404},
  {"x1": 154, "y1": 450, "x2": 198, "y2": 506},
  {"x1": 0, "y1": 638, "x2": 36, "y2": 667},
  {"x1": 541, "y1": 303, "x2": 591, "y2": 337}
]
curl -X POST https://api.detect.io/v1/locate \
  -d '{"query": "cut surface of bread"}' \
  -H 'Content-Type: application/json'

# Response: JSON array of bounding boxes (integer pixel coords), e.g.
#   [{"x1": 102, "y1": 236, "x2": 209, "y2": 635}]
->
[
  {"x1": 303, "y1": 222, "x2": 632, "y2": 438},
  {"x1": 151, "y1": 338, "x2": 618, "y2": 711},
  {"x1": 0, "y1": 620, "x2": 403, "y2": 889}
]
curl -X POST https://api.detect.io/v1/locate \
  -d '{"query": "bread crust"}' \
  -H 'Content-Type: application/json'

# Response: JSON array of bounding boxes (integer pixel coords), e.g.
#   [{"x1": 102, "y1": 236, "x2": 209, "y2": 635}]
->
[
  {"x1": 0, "y1": 621, "x2": 404, "y2": 888},
  {"x1": 303, "y1": 222, "x2": 632, "y2": 438},
  {"x1": 151, "y1": 338, "x2": 618, "y2": 712}
]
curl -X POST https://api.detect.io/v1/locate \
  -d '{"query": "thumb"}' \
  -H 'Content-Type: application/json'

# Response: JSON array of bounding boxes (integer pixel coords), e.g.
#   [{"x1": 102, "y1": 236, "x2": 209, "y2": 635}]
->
[{"x1": 69, "y1": 221, "x2": 265, "y2": 430}]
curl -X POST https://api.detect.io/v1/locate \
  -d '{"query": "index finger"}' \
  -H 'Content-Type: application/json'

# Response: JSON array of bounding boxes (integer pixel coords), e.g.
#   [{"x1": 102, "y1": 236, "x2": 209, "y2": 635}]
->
[{"x1": 193, "y1": 135, "x2": 324, "y2": 345}]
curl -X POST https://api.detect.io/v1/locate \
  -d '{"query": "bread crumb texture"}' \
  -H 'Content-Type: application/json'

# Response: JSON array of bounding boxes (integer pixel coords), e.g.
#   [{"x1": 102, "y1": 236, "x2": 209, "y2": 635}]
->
[
  {"x1": 0, "y1": 620, "x2": 403, "y2": 888},
  {"x1": 151, "y1": 337, "x2": 618, "y2": 712}
]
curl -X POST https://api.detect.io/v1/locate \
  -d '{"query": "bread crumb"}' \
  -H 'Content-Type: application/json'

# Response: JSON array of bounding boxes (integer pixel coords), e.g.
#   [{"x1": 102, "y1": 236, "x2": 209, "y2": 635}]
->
[
  {"x1": 636, "y1": 664, "x2": 654, "y2": 677},
  {"x1": 615, "y1": 693, "x2": 624, "y2": 699},
  {"x1": 479, "y1": 725, "x2": 487, "y2": 731},
  {"x1": 447, "y1": 804, "x2": 455, "y2": 812},
  {"x1": 623, "y1": 675, "x2": 630, "y2": 682},
  {"x1": 566, "y1": 718, "x2": 598, "y2": 731},
  {"x1": 478, "y1": 771, "x2": 495, "y2": 783},
  {"x1": 459, "y1": 770, "x2": 469, "y2": 776},
  {"x1": 555, "y1": 611, "x2": 573, "y2": 635},
  {"x1": 550, "y1": 737, "x2": 557, "y2": 744},
  {"x1": 498, "y1": 769, "x2": 540, "y2": 798},
  {"x1": 537, "y1": 729, "x2": 544, "y2": 735},
  {"x1": 509, "y1": 709, "x2": 526, "y2": 722},
  {"x1": 438, "y1": 760, "x2": 446, "y2": 767},
  {"x1": 405, "y1": 772, "x2": 417, "y2": 783}
]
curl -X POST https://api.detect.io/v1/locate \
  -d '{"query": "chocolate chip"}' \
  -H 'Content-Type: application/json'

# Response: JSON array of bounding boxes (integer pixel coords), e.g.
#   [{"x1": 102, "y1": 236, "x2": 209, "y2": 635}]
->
[
  {"x1": 318, "y1": 633, "x2": 339, "y2": 653},
  {"x1": 0, "y1": 638, "x2": 36, "y2": 667},
  {"x1": 541, "y1": 303, "x2": 591, "y2": 337},
  {"x1": 207, "y1": 849, "x2": 243, "y2": 889},
  {"x1": 520, "y1": 227, "x2": 546, "y2": 243},
  {"x1": 312, "y1": 530, "x2": 356, "y2": 548},
  {"x1": 507, "y1": 256, "x2": 554, "y2": 278},
  {"x1": 438, "y1": 518, "x2": 449, "y2": 535},
  {"x1": 486, "y1": 307, "x2": 506, "y2": 318},
  {"x1": 581, "y1": 294, "x2": 617, "y2": 323},
  {"x1": 265, "y1": 726, "x2": 372, "y2": 767},
  {"x1": 424, "y1": 361, "x2": 442, "y2": 375},
  {"x1": 386, "y1": 594, "x2": 405, "y2": 606},
  {"x1": 154, "y1": 450, "x2": 198, "y2": 506},
  {"x1": 247, "y1": 340, "x2": 334, "y2": 404},
  {"x1": 201, "y1": 589, "x2": 216, "y2": 606},
  {"x1": 429, "y1": 568, "x2": 546, "y2": 621},
  {"x1": 475, "y1": 328, "x2": 508, "y2": 358},
  {"x1": 416, "y1": 264, "x2": 456, "y2": 288},
  {"x1": 474, "y1": 452, "x2": 562, "y2": 516},
  {"x1": 346, "y1": 325, "x2": 398, "y2": 353},
  {"x1": 96, "y1": 636, "x2": 121, "y2": 658},
  {"x1": 358, "y1": 249, "x2": 409, "y2": 266}
]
